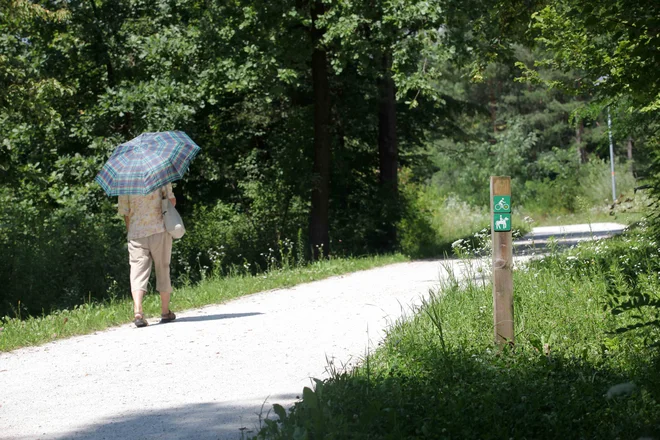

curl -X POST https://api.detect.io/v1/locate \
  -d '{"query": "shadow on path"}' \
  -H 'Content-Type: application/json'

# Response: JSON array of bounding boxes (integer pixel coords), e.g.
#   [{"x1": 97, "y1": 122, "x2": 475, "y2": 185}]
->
[
  {"x1": 15, "y1": 396, "x2": 297, "y2": 440},
  {"x1": 175, "y1": 312, "x2": 264, "y2": 324}
]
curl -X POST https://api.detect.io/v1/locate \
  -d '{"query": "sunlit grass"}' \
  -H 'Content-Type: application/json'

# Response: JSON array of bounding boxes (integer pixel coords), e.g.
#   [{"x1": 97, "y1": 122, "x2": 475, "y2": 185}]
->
[{"x1": 255, "y1": 231, "x2": 660, "y2": 440}]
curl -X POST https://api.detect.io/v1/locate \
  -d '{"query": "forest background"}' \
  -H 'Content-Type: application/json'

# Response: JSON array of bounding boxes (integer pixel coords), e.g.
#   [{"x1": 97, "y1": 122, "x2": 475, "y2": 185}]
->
[{"x1": 1, "y1": 0, "x2": 658, "y2": 318}]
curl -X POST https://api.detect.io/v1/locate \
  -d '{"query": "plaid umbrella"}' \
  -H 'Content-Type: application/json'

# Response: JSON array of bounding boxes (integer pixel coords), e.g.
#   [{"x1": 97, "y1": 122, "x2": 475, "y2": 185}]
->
[{"x1": 95, "y1": 131, "x2": 201, "y2": 196}]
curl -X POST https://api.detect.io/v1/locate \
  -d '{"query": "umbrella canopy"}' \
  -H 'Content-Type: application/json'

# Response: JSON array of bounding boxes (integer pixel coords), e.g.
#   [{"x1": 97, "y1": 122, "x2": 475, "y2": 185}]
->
[{"x1": 95, "y1": 131, "x2": 201, "y2": 196}]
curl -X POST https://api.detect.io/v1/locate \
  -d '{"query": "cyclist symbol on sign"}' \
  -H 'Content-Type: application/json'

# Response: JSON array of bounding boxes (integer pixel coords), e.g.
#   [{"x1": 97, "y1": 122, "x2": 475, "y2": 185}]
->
[{"x1": 495, "y1": 198, "x2": 510, "y2": 211}]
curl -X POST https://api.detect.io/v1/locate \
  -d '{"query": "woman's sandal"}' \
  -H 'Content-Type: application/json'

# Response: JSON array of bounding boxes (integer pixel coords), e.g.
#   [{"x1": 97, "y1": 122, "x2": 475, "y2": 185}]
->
[
  {"x1": 160, "y1": 311, "x2": 176, "y2": 324},
  {"x1": 134, "y1": 313, "x2": 148, "y2": 328}
]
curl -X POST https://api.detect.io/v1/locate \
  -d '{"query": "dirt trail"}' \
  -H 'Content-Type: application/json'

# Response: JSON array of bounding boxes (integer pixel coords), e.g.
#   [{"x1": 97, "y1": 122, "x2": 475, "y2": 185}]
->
[{"x1": 0, "y1": 259, "x2": 485, "y2": 440}]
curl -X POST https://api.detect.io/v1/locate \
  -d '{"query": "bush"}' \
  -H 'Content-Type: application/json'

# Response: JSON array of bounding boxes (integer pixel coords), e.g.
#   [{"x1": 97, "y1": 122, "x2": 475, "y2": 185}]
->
[
  {"x1": 578, "y1": 158, "x2": 637, "y2": 205},
  {"x1": 397, "y1": 180, "x2": 492, "y2": 258},
  {"x1": 171, "y1": 201, "x2": 308, "y2": 283},
  {"x1": 0, "y1": 187, "x2": 128, "y2": 317},
  {"x1": 0, "y1": 179, "x2": 311, "y2": 318}
]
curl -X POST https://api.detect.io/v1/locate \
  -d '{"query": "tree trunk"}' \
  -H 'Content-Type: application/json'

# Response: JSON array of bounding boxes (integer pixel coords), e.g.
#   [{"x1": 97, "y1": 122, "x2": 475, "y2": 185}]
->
[
  {"x1": 576, "y1": 120, "x2": 587, "y2": 164},
  {"x1": 308, "y1": 0, "x2": 331, "y2": 260},
  {"x1": 627, "y1": 136, "x2": 633, "y2": 160},
  {"x1": 489, "y1": 79, "x2": 497, "y2": 133},
  {"x1": 377, "y1": 50, "x2": 398, "y2": 250}
]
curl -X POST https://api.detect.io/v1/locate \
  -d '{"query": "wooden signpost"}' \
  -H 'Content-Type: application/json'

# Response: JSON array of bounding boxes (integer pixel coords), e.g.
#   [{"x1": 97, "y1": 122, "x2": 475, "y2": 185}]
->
[{"x1": 491, "y1": 176, "x2": 514, "y2": 346}]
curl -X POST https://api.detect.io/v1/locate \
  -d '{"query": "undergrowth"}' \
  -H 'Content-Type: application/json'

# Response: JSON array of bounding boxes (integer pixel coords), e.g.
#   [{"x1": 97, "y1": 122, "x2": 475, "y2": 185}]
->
[{"x1": 254, "y1": 226, "x2": 660, "y2": 439}]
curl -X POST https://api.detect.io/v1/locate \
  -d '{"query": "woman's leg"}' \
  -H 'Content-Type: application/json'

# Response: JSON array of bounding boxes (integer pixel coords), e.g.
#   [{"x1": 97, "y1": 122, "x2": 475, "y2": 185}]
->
[
  {"x1": 159, "y1": 291, "x2": 171, "y2": 316},
  {"x1": 150, "y1": 232, "x2": 173, "y2": 315},
  {"x1": 128, "y1": 238, "x2": 153, "y2": 322},
  {"x1": 131, "y1": 290, "x2": 146, "y2": 316}
]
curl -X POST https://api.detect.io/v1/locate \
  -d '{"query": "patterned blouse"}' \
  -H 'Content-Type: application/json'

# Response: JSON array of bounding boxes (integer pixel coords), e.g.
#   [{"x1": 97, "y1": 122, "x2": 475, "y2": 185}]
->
[{"x1": 118, "y1": 184, "x2": 175, "y2": 240}]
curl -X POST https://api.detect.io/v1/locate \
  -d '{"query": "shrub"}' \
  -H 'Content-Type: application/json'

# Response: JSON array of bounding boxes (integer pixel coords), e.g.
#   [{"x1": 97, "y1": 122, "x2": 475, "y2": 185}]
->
[
  {"x1": 0, "y1": 187, "x2": 128, "y2": 317},
  {"x1": 578, "y1": 158, "x2": 637, "y2": 205}
]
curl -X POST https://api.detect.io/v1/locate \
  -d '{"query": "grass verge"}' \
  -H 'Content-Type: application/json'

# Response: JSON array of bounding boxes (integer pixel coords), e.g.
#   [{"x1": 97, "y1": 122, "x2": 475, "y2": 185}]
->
[
  {"x1": 255, "y1": 229, "x2": 660, "y2": 439},
  {"x1": 0, "y1": 254, "x2": 407, "y2": 352}
]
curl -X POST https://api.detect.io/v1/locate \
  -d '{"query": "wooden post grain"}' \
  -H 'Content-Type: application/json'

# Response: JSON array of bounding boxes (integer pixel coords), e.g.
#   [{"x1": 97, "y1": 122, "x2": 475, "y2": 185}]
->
[{"x1": 491, "y1": 176, "x2": 514, "y2": 346}]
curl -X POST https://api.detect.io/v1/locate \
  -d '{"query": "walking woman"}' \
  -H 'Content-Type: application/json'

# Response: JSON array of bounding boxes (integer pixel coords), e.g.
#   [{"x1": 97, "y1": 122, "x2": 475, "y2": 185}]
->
[
  {"x1": 95, "y1": 131, "x2": 200, "y2": 326},
  {"x1": 118, "y1": 183, "x2": 177, "y2": 327}
]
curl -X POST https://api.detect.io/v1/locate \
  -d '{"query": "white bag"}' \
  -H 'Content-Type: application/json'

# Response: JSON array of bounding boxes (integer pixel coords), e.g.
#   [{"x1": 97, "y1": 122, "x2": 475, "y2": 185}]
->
[{"x1": 162, "y1": 198, "x2": 185, "y2": 239}]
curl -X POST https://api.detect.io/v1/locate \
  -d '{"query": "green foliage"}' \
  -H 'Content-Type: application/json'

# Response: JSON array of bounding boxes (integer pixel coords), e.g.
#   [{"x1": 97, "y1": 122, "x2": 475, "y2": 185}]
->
[
  {"x1": 172, "y1": 199, "x2": 309, "y2": 283},
  {"x1": 397, "y1": 180, "x2": 499, "y2": 258},
  {"x1": 525, "y1": 0, "x2": 660, "y2": 110},
  {"x1": 427, "y1": 43, "x2": 650, "y2": 221},
  {"x1": 432, "y1": 50, "x2": 588, "y2": 207},
  {"x1": 517, "y1": 0, "x2": 660, "y2": 238},
  {"x1": 433, "y1": 117, "x2": 538, "y2": 207},
  {"x1": 0, "y1": 0, "x2": 309, "y2": 314},
  {"x1": 0, "y1": 0, "x2": 655, "y2": 319},
  {"x1": 397, "y1": 181, "x2": 444, "y2": 258},
  {"x1": 0, "y1": 184, "x2": 129, "y2": 316},
  {"x1": 578, "y1": 158, "x2": 637, "y2": 206},
  {"x1": 536, "y1": 223, "x2": 660, "y2": 347},
  {"x1": 521, "y1": 147, "x2": 580, "y2": 213},
  {"x1": 255, "y1": 242, "x2": 660, "y2": 440},
  {"x1": 258, "y1": 381, "x2": 328, "y2": 440},
  {"x1": 2, "y1": 0, "x2": 491, "y2": 316}
]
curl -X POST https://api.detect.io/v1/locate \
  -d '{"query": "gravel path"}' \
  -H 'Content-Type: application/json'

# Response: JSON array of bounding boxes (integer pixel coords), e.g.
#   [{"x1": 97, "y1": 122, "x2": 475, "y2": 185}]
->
[{"x1": 0, "y1": 259, "x2": 487, "y2": 440}]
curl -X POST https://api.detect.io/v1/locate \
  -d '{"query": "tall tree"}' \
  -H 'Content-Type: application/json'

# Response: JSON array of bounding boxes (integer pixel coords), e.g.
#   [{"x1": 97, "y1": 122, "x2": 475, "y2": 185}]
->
[
  {"x1": 377, "y1": 49, "x2": 398, "y2": 247},
  {"x1": 309, "y1": 0, "x2": 332, "y2": 259},
  {"x1": 517, "y1": 0, "x2": 659, "y2": 205},
  {"x1": 320, "y1": 0, "x2": 459, "y2": 251}
]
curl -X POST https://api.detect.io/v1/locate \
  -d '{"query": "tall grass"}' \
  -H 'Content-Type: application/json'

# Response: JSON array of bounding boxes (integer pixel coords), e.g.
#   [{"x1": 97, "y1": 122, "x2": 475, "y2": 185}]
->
[
  {"x1": 255, "y1": 231, "x2": 660, "y2": 440},
  {"x1": 579, "y1": 159, "x2": 638, "y2": 206},
  {"x1": 399, "y1": 185, "x2": 531, "y2": 257}
]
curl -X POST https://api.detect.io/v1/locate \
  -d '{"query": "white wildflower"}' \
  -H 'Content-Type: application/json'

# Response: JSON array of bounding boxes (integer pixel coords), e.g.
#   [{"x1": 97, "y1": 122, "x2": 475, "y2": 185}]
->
[{"x1": 606, "y1": 382, "x2": 636, "y2": 399}]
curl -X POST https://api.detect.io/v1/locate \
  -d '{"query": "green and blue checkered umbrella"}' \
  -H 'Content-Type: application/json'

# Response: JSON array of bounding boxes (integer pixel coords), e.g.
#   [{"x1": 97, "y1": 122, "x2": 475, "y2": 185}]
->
[{"x1": 95, "y1": 131, "x2": 201, "y2": 196}]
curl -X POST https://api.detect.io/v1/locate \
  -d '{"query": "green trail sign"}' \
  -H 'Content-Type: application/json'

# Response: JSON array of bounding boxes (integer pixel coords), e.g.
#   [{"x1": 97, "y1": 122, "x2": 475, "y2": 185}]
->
[
  {"x1": 493, "y1": 196, "x2": 511, "y2": 213},
  {"x1": 493, "y1": 214, "x2": 511, "y2": 232}
]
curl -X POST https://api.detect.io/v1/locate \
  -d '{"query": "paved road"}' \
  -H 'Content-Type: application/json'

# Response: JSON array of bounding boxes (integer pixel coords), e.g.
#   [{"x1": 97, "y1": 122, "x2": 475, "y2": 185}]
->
[
  {"x1": 514, "y1": 222, "x2": 627, "y2": 253},
  {"x1": 0, "y1": 259, "x2": 488, "y2": 440}
]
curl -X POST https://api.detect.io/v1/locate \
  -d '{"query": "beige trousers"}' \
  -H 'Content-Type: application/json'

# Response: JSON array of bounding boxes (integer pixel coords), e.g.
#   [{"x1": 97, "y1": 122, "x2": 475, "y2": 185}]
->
[{"x1": 128, "y1": 232, "x2": 173, "y2": 293}]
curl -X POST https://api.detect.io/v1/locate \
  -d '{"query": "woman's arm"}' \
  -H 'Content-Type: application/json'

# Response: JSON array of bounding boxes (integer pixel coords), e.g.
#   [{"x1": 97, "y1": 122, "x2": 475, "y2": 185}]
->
[
  {"x1": 165, "y1": 183, "x2": 176, "y2": 207},
  {"x1": 118, "y1": 195, "x2": 130, "y2": 232}
]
